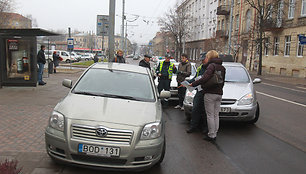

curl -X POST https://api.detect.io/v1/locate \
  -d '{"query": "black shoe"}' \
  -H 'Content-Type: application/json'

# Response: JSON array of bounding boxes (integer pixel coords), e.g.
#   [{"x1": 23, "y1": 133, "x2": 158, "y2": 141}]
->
[
  {"x1": 203, "y1": 135, "x2": 216, "y2": 141},
  {"x1": 38, "y1": 82, "x2": 46, "y2": 86},
  {"x1": 54, "y1": 69, "x2": 56, "y2": 73},
  {"x1": 186, "y1": 128, "x2": 196, "y2": 133}
]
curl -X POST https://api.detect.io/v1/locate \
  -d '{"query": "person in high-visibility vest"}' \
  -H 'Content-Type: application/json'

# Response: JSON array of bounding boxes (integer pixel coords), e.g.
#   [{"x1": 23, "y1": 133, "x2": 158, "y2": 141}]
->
[
  {"x1": 186, "y1": 53, "x2": 208, "y2": 134},
  {"x1": 156, "y1": 55, "x2": 177, "y2": 94}
]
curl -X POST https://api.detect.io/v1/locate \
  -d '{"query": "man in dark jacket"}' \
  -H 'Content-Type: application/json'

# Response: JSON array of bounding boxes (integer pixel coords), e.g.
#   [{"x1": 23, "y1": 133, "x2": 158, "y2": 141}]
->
[
  {"x1": 139, "y1": 54, "x2": 151, "y2": 70},
  {"x1": 186, "y1": 54, "x2": 208, "y2": 134},
  {"x1": 112, "y1": 50, "x2": 126, "y2": 63},
  {"x1": 175, "y1": 53, "x2": 191, "y2": 111},
  {"x1": 156, "y1": 55, "x2": 177, "y2": 94},
  {"x1": 37, "y1": 45, "x2": 46, "y2": 85}
]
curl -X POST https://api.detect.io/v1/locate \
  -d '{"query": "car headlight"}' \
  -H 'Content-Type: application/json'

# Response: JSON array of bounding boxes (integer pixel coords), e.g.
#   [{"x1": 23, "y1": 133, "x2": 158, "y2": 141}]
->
[
  {"x1": 140, "y1": 122, "x2": 162, "y2": 140},
  {"x1": 49, "y1": 111, "x2": 65, "y2": 131},
  {"x1": 238, "y1": 93, "x2": 254, "y2": 105}
]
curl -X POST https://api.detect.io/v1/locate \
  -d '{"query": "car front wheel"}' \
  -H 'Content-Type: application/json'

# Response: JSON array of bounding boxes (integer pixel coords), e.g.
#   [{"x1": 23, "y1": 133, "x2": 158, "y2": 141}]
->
[
  {"x1": 156, "y1": 138, "x2": 166, "y2": 165},
  {"x1": 247, "y1": 103, "x2": 260, "y2": 124},
  {"x1": 65, "y1": 59, "x2": 71, "y2": 63}
]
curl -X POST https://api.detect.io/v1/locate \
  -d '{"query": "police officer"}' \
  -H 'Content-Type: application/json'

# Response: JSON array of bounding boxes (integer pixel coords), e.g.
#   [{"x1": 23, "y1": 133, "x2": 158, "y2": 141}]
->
[
  {"x1": 186, "y1": 54, "x2": 208, "y2": 134},
  {"x1": 156, "y1": 55, "x2": 177, "y2": 94}
]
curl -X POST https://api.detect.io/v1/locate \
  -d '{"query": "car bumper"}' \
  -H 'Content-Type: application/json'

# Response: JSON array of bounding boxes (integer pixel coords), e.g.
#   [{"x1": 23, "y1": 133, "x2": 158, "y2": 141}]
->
[{"x1": 45, "y1": 127, "x2": 164, "y2": 171}]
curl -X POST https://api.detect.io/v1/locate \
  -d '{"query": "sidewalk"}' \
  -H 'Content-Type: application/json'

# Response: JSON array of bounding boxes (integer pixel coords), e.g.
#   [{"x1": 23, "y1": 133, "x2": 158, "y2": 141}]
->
[{"x1": 248, "y1": 70, "x2": 306, "y2": 87}]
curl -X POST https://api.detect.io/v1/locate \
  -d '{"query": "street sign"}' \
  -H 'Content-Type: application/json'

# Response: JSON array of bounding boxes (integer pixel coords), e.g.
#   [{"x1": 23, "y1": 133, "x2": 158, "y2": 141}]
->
[
  {"x1": 67, "y1": 38, "x2": 74, "y2": 50},
  {"x1": 97, "y1": 15, "x2": 110, "y2": 36},
  {"x1": 298, "y1": 35, "x2": 306, "y2": 45}
]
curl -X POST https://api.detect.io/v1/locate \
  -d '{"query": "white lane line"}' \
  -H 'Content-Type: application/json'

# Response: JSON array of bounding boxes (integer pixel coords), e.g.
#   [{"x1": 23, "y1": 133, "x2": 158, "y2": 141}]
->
[
  {"x1": 296, "y1": 86, "x2": 306, "y2": 90},
  {"x1": 261, "y1": 82, "x2": 306, "y2": 93},
  {"x1": 257, "y1": 91, "x2": 306, "y2": 108}
]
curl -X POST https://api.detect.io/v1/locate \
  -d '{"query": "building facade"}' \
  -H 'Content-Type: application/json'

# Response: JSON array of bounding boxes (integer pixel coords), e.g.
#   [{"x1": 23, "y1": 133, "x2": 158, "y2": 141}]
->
[
  {"x1": 0, "y1": 13, "x2": 32, "y2": 29},
  {"x1": 217, "y1": 0, "x2": 305, "y2": 78},
  {"x1": 152, "y1": 31, "x2": 176, "y2": 57}
]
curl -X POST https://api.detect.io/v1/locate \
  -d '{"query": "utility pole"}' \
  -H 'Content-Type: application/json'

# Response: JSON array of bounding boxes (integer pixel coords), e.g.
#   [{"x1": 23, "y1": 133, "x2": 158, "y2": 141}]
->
[
  {"x1": 121, "y1": 0, "x2": 125, "y2": 51},
  {"x1": 108, "y1": 0, "x2": 116, "y2": 61},
  {"x1": 227, "y1": 0, "x2": 234, "y2": 55}
]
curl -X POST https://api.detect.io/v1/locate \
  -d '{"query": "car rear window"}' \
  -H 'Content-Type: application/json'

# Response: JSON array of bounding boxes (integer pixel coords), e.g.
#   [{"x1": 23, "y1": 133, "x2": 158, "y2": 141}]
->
[
  {"x1": 73, "y1": 68, "x2": 155, "y2": 102},
  {"x1": 225, "y1": 66, "x2": 250, "y2": 83}
]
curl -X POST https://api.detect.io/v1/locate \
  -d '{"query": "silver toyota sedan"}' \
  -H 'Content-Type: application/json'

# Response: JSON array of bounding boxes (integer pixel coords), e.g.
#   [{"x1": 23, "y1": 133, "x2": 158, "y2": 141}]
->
[
  {"x1": 183, "y1": 62, "x2": 261, "y2": 123},
  {"x1": 45, "y1": 63, "x2": 170, "y2": 171}
]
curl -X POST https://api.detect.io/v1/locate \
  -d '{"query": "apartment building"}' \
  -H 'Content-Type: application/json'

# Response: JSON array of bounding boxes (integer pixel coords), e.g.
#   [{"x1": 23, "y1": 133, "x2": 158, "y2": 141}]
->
[
  {"x1": 178, "y1": 0, "x2": 218, "y2": 60},
  {"x1": 152, "y1": 31, "x2": 176, "y2": 57},
  {"x1": 217, "y1": 0, "x2": 305, "y2": 78}
]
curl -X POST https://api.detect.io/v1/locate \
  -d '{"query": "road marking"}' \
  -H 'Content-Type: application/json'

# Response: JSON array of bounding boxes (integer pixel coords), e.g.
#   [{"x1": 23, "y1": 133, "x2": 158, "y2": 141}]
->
[
  {"x1": 296, "y1": 86, "x2": 306, "y2": 90},
  {"x1": 257, "y1": 91, "x2": 306, "y2": 108},
  {"x1": 261, "y1": 82, "x2": 306, "y2": 93}
]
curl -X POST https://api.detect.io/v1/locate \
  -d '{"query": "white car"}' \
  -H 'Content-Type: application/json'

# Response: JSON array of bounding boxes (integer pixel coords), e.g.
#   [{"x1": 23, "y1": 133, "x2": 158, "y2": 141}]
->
[
  {"x1": 183, "y1": 62, "x2": 261, "y2": 123},
  {"x1": 44, "y1": 50, "x2": 76, "y2": 63},
  {"x1": 154, "y1": 62, "x2": 197, "y2": 99}
]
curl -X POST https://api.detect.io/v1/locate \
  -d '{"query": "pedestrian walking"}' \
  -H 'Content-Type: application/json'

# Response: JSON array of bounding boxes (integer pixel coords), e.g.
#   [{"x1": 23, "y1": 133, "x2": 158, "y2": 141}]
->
[
  {"x1": 94, "y1": 53, "x2": 99, "y2": 63},
  {"x1": 156, "y1": 54, "x2": 177, "y2": 94},
  {"x1": 37, "y1": 45, "x2": 46, "y2": 85},
  {"x1": 186, "y1": 53, "x2": 208, "y2": 134},
  {"x1": 175, "y1": 53, "x2": 191, "y2": 111},
  {"x1": 190, "y1": 50, "x2": 226, "y2": 141},
  {"x1": 52, "y1": 51, "x2": 60, "y2": 73},
  {"x1": 112, "y1": 50, "x2": 126, "y2": 63},
  {"x1": 139, "y1": 54, "x2": 151, "y2": 70}
]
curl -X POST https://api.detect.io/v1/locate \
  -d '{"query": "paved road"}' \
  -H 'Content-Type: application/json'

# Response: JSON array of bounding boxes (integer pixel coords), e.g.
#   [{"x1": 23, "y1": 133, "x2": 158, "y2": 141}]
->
[{"x1": 0, "y1": 59, "x2": 305, "y2": 174}]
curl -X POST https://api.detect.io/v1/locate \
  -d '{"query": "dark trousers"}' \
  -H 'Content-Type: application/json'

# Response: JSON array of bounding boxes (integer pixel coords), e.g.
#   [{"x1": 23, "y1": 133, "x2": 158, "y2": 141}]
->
[
  {"x1": 158, "y1": 79, "x2": 171, "y2": 94},
  {"x1": 190, "y1": 90, "x2": 207, "y2": 131},
  {"x1": 178, "y1": 83, "x2": 186, "y2": 107}
]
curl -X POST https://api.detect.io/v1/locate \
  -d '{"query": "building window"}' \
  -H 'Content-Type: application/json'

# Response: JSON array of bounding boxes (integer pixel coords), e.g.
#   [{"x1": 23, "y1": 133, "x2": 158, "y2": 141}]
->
[
  {"x1": 273, "y1": 37, "x2": 279, "y2": 56},
  {"x1": 264, "y1": 38, "x2": 269, "y2": 56},
  {"x1": 302, "y1": 0, "x2": 306, "y2": 16},
  {"x1": 284, "y1": 36, "x2": 291, "y2": 56},
  {"x1": 288, "y1": 0, "x2": 295, "y2": 19},
  {"x1": 235, "y1": 14, "x2": 239, "y2": 31},
  {"x1": 245, "y1": 9, "x2": 252, "y2": 32},
  {"x1": 297, "y1": 35, "x2": 304, "y2": 57}
]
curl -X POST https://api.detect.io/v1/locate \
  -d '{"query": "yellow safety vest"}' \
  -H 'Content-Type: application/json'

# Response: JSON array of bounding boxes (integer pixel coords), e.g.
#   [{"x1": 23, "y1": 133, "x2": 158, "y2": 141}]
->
[
  {"x1": 159, "y1": 61, "x2": 174, "y2": 79},
  {"x1": 196, "y1": 64, "x2": 203, "y2": 77}
]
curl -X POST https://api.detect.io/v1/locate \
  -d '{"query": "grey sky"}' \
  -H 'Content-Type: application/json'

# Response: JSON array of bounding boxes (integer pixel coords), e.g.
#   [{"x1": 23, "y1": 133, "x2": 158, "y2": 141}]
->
[{"x1": 15, "y1": 0, "x2": 178, "y2": 44}]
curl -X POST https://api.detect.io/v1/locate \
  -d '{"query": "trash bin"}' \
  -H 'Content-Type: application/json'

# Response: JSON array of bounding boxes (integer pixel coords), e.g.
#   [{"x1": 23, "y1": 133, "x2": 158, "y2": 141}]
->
[{"x1": 48, "y1": 61, "x2": 54, "y2": 74}]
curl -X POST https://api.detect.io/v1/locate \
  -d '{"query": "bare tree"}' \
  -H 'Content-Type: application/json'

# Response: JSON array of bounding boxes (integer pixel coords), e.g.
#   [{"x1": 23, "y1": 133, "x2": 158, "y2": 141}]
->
[
  {"x1": 158, "y1": 4, "x2": 190, "y2": 59},
  {"x1": 0, "y1": 0, "x2": 15, "y2": 28},
  {"x1": 245, "y1": 0, "x2": 286, "y2": 75}
]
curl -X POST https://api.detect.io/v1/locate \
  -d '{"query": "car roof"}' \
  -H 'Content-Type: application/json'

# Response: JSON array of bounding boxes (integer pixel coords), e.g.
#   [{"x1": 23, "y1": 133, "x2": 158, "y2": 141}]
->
[
  {"x1": 222, "y1": 62, "x2": 244, "y2": 67},
  {"x1": 91, "y1": 62, "x2": 149, "y2": 74}
]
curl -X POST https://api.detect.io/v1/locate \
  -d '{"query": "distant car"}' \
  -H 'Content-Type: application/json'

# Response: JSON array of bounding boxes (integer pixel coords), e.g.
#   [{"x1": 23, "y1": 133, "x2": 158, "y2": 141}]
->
[
  {"x1": 44, "y1": 50, "x2": 76, "y2": 63},
  {"x1": 154, "y1": 62, "x2": 196, "y2": 99},
  {"x1": 125, "y1": 54, "x2": 134, "y2": 58},
  {"x1": 80, "y1": 54, "x2": 93, "y2": 61},
  {"x1": 70, "y1": 52, "x2": 81, "y2": 62},
  {"x1": 133, "y1": 55, "x2": 140, "y2": 60},
  {"x1": 45, "y1": 63, "x2": 170, "y2": 171},
  {"x1": 183, "y1": 62, "x2": 261, "y2": 123}
]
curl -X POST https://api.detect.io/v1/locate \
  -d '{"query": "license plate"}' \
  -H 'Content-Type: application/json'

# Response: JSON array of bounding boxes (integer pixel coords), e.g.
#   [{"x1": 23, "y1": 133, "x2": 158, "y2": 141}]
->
[
  {"x1": 221, "y1": 107, "x2": 231, "y2": 113},
  {"x1": 78, "y1": 144, "x2": 120, "y2": 157}
]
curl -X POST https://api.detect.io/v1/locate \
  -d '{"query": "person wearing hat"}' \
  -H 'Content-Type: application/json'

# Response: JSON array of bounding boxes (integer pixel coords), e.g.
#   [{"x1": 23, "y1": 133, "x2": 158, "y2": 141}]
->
[
  {"x1": 156, "y1": 54, "x2": 177, "y2": 94},
  {"x1": 139, "y1": 54, "x2": 151, "y2": 70},
  {"x1": 186, "y1": 52, "x2": 208, "y2": 134}
]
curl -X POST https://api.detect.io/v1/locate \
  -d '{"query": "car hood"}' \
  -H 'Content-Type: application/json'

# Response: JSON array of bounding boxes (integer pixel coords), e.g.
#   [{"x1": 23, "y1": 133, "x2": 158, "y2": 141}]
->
[
  {"x1": 223, "y1": 82, "x2": 253, "y2": 100},
  {"x1": 55, "y1": 93, "x2": 161, "y2": 126}
]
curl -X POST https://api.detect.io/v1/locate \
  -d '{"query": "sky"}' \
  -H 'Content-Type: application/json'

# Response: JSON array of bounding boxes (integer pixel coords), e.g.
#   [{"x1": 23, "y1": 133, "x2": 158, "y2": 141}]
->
[{"x1": 15, "y1": 0, "x2": 179, "y2": 44}]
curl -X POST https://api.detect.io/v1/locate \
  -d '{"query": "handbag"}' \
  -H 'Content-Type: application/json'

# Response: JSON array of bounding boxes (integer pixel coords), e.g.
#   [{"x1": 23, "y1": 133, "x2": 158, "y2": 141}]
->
[{"x1": 203, "y1": 64, "x2": 223, "y2": 88}]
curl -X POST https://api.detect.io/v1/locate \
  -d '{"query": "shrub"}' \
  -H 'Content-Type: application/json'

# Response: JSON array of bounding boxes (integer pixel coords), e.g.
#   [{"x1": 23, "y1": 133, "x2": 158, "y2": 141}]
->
[{"x1": 0, "y1": 159, "x2": 22, "y2": 174}]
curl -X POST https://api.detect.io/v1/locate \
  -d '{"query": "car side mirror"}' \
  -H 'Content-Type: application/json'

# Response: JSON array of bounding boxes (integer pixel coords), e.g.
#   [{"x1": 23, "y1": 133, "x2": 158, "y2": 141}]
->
[
  {"x1": 62, "y1": 79, "x2": 73, "y2": 88},
  {"x1": 159, "y1": 90, "x2": 171, "y2": 99},
  {"x1": 253, "y1": 78, "x2": 261, "y2": 84}
]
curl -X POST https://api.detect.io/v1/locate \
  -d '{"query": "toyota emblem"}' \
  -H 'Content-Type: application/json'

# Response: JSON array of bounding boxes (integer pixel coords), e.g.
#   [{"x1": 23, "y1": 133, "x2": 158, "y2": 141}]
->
[{"x1": 96, "y1": 128, "x2": 108, "y2": 137}]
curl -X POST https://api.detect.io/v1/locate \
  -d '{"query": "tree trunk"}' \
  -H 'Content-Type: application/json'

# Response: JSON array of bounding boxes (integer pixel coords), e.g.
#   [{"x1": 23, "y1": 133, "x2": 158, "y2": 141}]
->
[{"x1": 257, "y1": 29, "x2": 263, "y2": 76}]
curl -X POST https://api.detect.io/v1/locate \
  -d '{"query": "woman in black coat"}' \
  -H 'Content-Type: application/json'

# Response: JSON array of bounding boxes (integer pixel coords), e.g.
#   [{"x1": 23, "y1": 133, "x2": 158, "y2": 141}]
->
[{"x1": 53, "y1": 51, "x2": 60, "y2": 73}]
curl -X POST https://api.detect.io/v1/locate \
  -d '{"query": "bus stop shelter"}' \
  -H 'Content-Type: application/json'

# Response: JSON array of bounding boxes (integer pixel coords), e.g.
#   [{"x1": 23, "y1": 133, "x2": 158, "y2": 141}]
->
[{"x1": 0, "y1": 29, "x2": 58, "y2": 87}]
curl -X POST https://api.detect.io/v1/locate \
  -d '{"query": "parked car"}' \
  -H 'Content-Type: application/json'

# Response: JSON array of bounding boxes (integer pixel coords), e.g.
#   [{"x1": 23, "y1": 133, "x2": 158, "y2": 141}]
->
[
  {"x1": 133, "y1": 55, "x2": 140, "y2": 60},
  {"x1": 183, "y1": 62, "x2": 261, "y2": 123},
  {"x1": 154, "y1": 62, "x2": 196, "y2": 99},
  {"x1": 80, "y1": 54, "x2": 93, "y2": 61},
  {"x1": 70, "y1": 52, "x2": 81, "y2": 62},
  {"x1": 44, "y1": 50, "x2": 76, "y2": 63},
  {"x1": 45, "y1": 63, "x2": 170, "y2": 171}
]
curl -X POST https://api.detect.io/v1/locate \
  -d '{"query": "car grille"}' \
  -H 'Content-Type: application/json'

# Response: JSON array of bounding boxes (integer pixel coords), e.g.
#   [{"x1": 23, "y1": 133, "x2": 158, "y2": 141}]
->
[
  {"x1": 220, "y1": 112, "x2": 239, "y2": 116},
  {"x1": 221, "y1": 99, "x2": 236, "y2": 105},
  {"x1": 71, "y1": 154, "x2": 127, "y2": 165},
  {"x1": 71, "y1": 124, "x2": 133, "y2": 145}
]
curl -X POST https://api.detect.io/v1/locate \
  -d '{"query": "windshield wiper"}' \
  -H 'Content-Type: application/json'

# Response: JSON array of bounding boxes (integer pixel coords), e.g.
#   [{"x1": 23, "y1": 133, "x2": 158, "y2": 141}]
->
[
  {"x1": 100, "y1": 94, "x2": 142, "y2": 101},
  {"x1": 73, "y1": 91, "x2": 102, "y2": 96}
]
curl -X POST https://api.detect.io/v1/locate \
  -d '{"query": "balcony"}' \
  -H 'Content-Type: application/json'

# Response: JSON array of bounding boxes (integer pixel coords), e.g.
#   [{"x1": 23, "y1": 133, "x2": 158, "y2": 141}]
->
[
  {"x1": 217, "y1": 5, "x2": 230, "y2": 15},
  {"x1": 216, "y1": 30, "x2": 229, "y2": 38},
  {"x1": 262, "y1": 18, "x2": 283, "y2": 31}
]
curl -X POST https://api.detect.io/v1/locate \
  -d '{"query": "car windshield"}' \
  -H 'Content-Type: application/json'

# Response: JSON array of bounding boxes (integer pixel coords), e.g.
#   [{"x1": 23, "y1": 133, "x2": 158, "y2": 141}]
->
[
  {"x1": 225, "y1": 66, "x2": 250, "y2": 83},
  {"x1": 72, "y1": 68, "x2": 155, "y2": 102}
]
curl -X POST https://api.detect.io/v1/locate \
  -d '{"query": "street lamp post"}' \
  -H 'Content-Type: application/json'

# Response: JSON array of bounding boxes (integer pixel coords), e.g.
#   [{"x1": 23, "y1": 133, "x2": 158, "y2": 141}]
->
[{"x1": 108, "y1": 0, "x2": 116, "y2": 61}]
